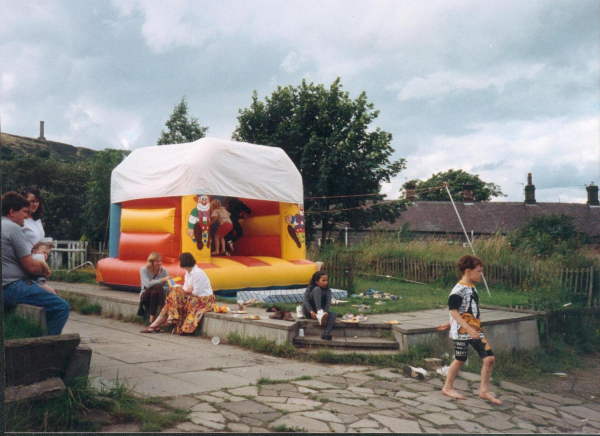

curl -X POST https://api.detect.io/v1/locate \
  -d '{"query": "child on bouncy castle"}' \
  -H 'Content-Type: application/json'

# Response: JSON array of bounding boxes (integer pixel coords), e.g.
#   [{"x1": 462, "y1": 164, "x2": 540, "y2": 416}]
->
[{"x1": 210, "y1": 199, "x2": 233, "y2": 256}]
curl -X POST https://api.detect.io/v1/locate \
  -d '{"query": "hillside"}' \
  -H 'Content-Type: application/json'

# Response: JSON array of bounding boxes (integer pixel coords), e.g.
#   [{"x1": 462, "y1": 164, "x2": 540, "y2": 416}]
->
[{"x1": 1, "y1": 132, "x2": 96, "y2": 162}]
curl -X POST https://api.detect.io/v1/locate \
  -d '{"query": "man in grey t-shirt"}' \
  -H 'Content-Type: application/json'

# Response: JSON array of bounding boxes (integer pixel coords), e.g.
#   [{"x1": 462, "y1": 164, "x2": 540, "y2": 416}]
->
[{"x1": 2, "y1": 192, "x2": 69, "y2": 335}]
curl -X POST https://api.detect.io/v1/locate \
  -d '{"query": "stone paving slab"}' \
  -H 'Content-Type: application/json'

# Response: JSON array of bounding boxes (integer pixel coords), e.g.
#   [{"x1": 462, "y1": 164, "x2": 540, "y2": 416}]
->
[{"x1": 63, "y1": 312, "x2": 599, "y2": 434}]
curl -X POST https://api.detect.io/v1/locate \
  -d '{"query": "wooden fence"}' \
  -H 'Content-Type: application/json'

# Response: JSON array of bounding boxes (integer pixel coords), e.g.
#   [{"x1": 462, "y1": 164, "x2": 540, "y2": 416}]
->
[
  {"x1": 323, "y1": 254, "x2": 354, "y2": 290},
  {"x1": 48, "y1": 241, "x2": 89, "y2": 270},
  {"x1": 539, "y1": 306, "x2": 600, "y2": 343},
  {"x1": 87, "y1": 241, "x2": 109, "y2": 267},
  {"x1": 325, "y1": 255, "x2": 597, "y2": 307}
]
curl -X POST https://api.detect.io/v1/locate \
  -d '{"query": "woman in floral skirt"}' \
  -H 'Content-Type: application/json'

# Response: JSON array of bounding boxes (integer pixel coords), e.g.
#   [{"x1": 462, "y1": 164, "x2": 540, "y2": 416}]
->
[{"x1": 140, "y1": 252, "x2": 214, "y2": 334}]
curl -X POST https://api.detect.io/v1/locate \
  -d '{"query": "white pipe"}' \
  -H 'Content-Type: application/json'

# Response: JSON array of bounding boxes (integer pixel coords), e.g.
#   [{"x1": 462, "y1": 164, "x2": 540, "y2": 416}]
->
[{"x1": 444, "y1": 184, "x2": 491, "y2": 297}]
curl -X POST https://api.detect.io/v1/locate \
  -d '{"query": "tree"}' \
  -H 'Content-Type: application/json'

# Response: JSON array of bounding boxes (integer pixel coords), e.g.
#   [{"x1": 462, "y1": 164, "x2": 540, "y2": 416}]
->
[
  {"x1": 403, "y1": 169, "x2": 505, "y2": 202},
  {"x1": 82, "y1": 149, "x2": 131, "y2": 242},
  {"x1": 508, "y1": 214, "x2": 587, "y2": 257},
  {"x1": 1, "y1": 155, "x2": 91, "y2": 240},
  {"x1": 157, "y1": 96, "x2": 208, "y2": 145},
  {"x1": 233, "y1": 78, "x2": 407, "y2": 242}
]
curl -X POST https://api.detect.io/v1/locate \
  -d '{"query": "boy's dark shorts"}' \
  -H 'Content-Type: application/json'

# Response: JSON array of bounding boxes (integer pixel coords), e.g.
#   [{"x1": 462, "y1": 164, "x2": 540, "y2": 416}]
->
[{"x1": 453, "y1": 338, "x2": 494, "y2": 362}]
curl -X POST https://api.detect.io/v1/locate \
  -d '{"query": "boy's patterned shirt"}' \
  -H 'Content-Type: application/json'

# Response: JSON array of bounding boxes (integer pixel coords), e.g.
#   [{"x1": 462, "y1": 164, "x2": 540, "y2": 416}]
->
[{"x1": 448, "y1": 281, "x2": 481, "y2": 340}]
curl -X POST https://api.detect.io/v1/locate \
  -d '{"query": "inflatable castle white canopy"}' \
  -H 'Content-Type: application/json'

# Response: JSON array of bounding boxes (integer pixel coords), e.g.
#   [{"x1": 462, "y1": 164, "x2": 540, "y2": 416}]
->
[{"x1": 111, "y1": 137, "x2": 303, "y2": 204}]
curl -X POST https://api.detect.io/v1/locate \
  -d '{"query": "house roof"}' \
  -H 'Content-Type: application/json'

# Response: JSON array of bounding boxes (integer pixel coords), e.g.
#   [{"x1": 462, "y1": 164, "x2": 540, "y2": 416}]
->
[{"x1": 372, "y1": 201, "x2": 600, "y2": 237}]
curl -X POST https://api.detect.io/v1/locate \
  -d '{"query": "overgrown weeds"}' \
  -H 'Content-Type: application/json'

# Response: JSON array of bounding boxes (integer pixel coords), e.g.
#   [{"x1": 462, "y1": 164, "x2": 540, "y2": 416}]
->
[
  {"x1": 61, "y1": 294, "x2": 103, "y2": 316},
  {"x1": 6, "y1": 376, "x2": 189, "y2": 432},
  {"x1": 257, "y1": 375, "x2": 312, "y2": 385},
  {"x1": 4, "y1": 312, "x2": 46, "y2": 340},
  {"x1": 226, "y1": 332, "x2": 296, "y2": 358}
]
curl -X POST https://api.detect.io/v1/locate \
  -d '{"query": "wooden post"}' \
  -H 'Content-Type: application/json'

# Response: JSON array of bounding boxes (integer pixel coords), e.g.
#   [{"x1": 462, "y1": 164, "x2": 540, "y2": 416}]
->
[{"x1": 588, "y1": 266, "x2": 594, "y2": 308}]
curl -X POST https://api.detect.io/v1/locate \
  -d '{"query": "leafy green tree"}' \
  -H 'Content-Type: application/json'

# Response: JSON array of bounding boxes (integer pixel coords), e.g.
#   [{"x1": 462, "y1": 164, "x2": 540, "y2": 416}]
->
[
  {"x1": 509, "y1": 214, "x2": 587, "y2": 257},
  {"x1": 82, "y1": 149, "x2": 131, "y2": 242},
  {"x1": 157, "y1": 96, "x2": 208, "y2": 144},
  {"x1": 233, "y1": 78, "x2": 407, "y2": 242},
  {"x1": 1, "y1": 155, "x2": 90, "y2": 240},
  {"x1": 403, "y1": 169, "x2": 504, "y2": 202}
]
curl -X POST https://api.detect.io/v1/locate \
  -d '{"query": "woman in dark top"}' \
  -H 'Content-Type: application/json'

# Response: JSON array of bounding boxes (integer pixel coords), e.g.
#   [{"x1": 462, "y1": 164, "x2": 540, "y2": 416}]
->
[{"x1": 303, "y1": 271, "x2": 336, "y2": 340}]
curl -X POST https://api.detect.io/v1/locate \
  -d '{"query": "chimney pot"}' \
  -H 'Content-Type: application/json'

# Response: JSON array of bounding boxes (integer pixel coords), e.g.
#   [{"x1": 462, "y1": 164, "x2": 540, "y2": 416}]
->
[
  {"x1": 38, "y1": 121, "x2": 46, "y2": 141},
  {"x1": 587, "y1": 182, "x2": 599, "y2": 207},
  {"x1": 463, "y1": 184, "x2": 474, "y2": 204},
  {"x1": 524, "y1": 173, "x2": 536, "y2": 205},
  {"x1": 405, "y1": 182, "x2": 416, "y2": 202}
]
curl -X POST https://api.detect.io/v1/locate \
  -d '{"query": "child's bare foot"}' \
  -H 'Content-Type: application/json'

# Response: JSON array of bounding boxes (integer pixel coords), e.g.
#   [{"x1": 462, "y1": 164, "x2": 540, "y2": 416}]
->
[
  {"x1": 479, "y1": 391, "x2": 502, "y2": 405},
  {"x1": 442, "y1": 387, "x2": 466, "y2": 400}
]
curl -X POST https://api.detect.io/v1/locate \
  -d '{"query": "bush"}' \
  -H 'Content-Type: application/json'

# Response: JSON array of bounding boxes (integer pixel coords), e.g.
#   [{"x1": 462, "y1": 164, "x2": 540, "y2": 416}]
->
[{"x1": 508, "y1": 214, "x2": 588, "y2": 258}]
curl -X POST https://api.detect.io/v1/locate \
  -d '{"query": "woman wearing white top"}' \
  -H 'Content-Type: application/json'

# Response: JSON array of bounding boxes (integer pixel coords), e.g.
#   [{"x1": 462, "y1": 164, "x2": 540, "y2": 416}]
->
[
  {"x1": 21, "y1": 187, "x2": 45, "y2": 247},
  {"x1": 141, "y1": 252, "x2": 215, "y2": 334}
]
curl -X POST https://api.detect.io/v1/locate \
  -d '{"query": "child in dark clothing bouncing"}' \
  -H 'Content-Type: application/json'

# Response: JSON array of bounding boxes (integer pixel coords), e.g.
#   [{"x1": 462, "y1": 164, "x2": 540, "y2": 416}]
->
[
  {"x1": 303, "y1": 271, "x2": 336, "y2": 340},
  {"x1": 438, "y1": 255, "x2": 502, "y2": 405}
]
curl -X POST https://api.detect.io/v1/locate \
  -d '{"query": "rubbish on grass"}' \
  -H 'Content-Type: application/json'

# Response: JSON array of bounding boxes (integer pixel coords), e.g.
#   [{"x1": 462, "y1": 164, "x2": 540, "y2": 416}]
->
[
  {"x1": 332, "y1": 298, "x2": 348, "y2": 305},
  {"x1": 351, "y1": 304, "x2": 371, "y2": 313},
  {"x1": 553, "y1": 372, "x2": 568, "y2": 377},
  {"x1": 375, "y1": 301, "x2": 386, "y2": 305},
  {"x1": 403, "y1": 365, "x2": 428, "y2": 380},
  {"x1": 356, "y1": 288, "x2": 403, "y2": 300},
  {"x1": 563, "y1": 302, "x2": 572, "y2": 307},
  {"x1": 211, "y1": 336, "x2": 220, "y2": 345},
  {"x1": 436, "y1": 366, "x2": 449, "y2": 377}
]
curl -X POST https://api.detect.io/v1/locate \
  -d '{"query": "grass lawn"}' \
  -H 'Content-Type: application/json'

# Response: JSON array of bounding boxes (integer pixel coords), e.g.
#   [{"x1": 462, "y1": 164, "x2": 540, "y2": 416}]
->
[{"x1": 239, "y1": 276, "x2": 532, "y2": 315}]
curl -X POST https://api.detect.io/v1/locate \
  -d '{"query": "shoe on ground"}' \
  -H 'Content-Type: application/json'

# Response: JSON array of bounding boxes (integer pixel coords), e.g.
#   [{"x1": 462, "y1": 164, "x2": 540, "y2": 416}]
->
[
  {"x1": 403, "y1": 365, "x2": 427, "y2": 380},
  {"x1": 269, "y1": 310, "x2": 284, "y2": 320},
  {"x1": 321, "y1": 333, "x2": 333, "y2": 341},
  {"x1": 282, "y1": 310, "x2": 294, "y2": 321},
  {"x1": 316, "y1": 309, "x2": 329, "y2": 327}
]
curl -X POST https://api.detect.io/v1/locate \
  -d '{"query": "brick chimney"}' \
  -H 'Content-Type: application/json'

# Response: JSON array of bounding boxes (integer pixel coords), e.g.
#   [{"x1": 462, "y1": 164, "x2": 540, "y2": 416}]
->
[
  {"x1": 405, "y1": 182, "x2": 416, "y2": 202},
  {"x1": 524, "y1": 173, "x2": 536, "y2": 205},
  {"x1": 587, "y1": 182, "x2": 599, "y2": 207},
  {"x1": 463, "y1": 184, "x2": 474, "y2": 205},
  {"x1": 38, "y1": 121, "x2": 46, "y2": 141}
]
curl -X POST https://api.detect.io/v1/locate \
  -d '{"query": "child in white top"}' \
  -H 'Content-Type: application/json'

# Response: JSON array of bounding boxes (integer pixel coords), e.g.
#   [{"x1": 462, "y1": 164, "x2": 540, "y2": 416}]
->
[{"x1": 31, "y1": 241, "x2": 57, "y2": 295}]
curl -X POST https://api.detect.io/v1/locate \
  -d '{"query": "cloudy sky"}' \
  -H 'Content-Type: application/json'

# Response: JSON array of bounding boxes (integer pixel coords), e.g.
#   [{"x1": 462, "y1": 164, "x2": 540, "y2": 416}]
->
[{"x1": 2, "y1": 0, "x2": 598, "y2": 203}]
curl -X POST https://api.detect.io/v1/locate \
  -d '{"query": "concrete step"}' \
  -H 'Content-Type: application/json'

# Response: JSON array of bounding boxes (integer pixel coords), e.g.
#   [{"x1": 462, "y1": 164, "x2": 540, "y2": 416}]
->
[
  {"x1": 300, "y1": 319, "x2": 393, "y2": 338},
  {"x1": 293, "y1": 335, "x2": 399, "y2": 350}
]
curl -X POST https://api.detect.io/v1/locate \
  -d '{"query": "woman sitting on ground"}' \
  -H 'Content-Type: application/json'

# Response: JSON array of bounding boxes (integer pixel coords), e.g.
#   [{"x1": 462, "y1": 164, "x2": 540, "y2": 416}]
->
[
  {"x1": 139, "y1": 252, "x2": 171, "y2": 323},
  {"x1": 141, "y1": 252, "x2": 215, "y2": 334},
  {"x1": 303, "y1": 271, "x2": 337, "y2": 341},
  {"x1": 20, "y1": 186, "x2": 46, "y2": 247}
]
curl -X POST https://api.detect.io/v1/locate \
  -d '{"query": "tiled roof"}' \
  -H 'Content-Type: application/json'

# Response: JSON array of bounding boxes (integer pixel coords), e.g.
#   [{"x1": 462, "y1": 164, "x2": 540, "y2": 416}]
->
[{"x1": 372, "y1": 202, "x2": 600, "y2": 236}]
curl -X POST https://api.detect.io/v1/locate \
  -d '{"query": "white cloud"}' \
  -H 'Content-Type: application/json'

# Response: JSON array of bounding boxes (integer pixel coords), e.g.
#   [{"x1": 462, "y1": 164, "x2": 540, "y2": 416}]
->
[
  {"x1": 393, "y1": 64, "x2": 545, "y2": 101},
  {"x1": 393, "y1": 115, "x2": 599, "y2": 203}
]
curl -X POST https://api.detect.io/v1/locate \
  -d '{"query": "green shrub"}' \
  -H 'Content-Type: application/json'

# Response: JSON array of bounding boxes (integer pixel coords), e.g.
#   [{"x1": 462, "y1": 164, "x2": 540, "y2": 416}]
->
[{"x1": 51, "y1": 269, "x2": 97, "y2": 284}]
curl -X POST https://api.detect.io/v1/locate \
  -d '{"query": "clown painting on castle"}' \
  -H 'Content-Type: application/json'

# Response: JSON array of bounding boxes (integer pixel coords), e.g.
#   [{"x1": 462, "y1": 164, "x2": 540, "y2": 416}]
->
[{"x1": 186, "y1": 194, "x2": 211, "y2": 250}]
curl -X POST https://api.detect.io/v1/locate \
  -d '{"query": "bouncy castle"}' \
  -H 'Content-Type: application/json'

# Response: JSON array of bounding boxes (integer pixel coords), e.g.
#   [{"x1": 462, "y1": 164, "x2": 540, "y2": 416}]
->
[{"x1": 97, "y1": 138, "x2": 316, "y2": 294}]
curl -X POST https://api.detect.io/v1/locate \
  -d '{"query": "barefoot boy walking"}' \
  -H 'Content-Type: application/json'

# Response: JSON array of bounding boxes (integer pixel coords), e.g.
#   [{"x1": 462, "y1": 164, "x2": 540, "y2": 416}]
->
[{"x1": 439, "y1": 255, "x2": 502, "y2": 405}]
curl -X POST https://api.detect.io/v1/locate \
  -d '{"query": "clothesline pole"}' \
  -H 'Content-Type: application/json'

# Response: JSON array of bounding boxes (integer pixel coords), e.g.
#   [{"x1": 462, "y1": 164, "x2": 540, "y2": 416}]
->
[{"x1": 444, "y1": 183, "x2": 491, "y2": 297}]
